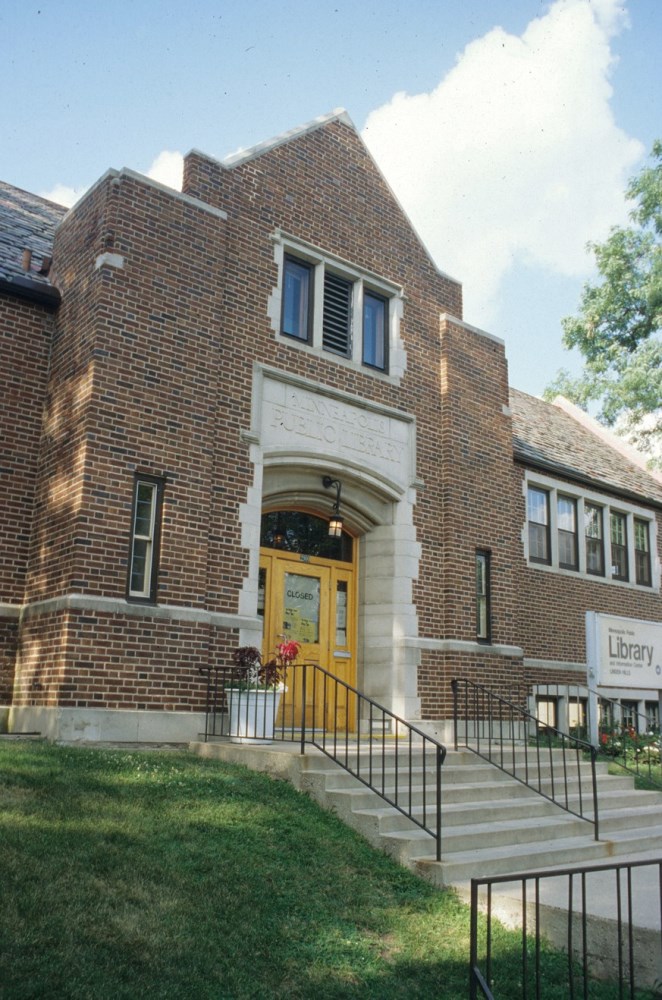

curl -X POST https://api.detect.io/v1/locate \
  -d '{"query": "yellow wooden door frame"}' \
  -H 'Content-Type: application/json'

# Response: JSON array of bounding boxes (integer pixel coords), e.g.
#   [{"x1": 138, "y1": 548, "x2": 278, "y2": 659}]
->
[{"x1": 259, "y1": 548, "x2": 357, "y2": 731}]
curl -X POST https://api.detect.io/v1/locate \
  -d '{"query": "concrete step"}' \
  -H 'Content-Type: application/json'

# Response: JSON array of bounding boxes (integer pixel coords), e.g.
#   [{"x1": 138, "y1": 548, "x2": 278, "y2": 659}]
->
[{"x1": 191, "y1": 738, "x2": 662, "y2": 887}]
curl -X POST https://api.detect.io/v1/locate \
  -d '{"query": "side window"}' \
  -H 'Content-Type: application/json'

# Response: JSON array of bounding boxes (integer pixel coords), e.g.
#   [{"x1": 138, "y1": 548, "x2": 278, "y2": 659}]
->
[
  {"x1": 362, "y1": 291, "x2": 388, "y2": 371},
  {"x1": 610, "y1": 511, "x2": 629, "y2": 581},
  {"x1": 282, "y1": 256, "x2": 312, "y2": 342},
  {"x1": 557, "y1": 495, "x2": 578, "y2": 570},
  {"x1": 635, "y1": 518, "x2": 652, "y2": 586},
  {"x1": 527, "y1": 487, "x2": 550, "y2": 564},
  {"x1": 584, "y1": 503, "x2": 604, "y2": 576},
  {"x1": 128, "y1": 475, "x2": 164, "y2": 602},
  {"x1": 476, "y1": 550, "x2": 491, "y2": 643}
]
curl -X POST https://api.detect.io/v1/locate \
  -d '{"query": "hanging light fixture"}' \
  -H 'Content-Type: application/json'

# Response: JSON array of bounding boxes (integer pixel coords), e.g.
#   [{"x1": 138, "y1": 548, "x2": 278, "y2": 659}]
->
[{"x1": 322, "y1": 476, "x2": 343, "y2": 537}]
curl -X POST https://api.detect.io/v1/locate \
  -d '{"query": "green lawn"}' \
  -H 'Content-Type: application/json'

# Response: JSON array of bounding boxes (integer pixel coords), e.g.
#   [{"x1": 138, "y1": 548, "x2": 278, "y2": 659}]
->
[{"x1": 0, "y1": 742, "x2": 650, "y2": 999}]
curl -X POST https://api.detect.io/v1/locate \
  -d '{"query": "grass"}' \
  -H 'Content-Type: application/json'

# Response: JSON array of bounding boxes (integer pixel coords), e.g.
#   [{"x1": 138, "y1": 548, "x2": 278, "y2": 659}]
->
[{"x1": 0, "y1": 742, "x2": 652, "y2": 999}]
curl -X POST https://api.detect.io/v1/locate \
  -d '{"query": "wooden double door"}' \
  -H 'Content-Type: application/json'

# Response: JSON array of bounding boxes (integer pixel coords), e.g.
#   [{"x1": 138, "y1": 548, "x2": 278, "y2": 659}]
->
[{"x1": 259, "y1": 549, "x2": 356, "y2": 731}]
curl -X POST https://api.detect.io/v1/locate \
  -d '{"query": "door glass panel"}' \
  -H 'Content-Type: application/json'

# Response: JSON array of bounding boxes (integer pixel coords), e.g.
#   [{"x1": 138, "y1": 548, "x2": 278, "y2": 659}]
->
[
  {"x1": 257, "y1": 567, "x2": 266, "y2": 619},
  {"x1": 335, "y1": 580, "x2": 347, "y2": 645},
  {"x1": 283, "y1": 573, "x2": 321, "y2": 643}
]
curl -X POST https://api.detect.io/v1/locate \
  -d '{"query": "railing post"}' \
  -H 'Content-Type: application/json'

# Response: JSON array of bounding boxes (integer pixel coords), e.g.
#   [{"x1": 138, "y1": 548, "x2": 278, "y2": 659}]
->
[
  {"x1": 590, "y1": 745, "x2": 600, "y2": 840},
  {"x1": 300, "y1": 664, "x2": 307, "y2": 755},
  {"x1": 436, "y1": 743, "x2": 442, "y2": 862},
  {"x1": 451, "y1": 679, "x2": 458, "y2": 750}
]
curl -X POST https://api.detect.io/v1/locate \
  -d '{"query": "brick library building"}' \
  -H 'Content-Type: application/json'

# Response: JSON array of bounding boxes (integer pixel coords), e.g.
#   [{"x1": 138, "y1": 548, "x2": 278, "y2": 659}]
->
[{"x1": 2, "y1": 110, "x2": 661, "y2": 744}]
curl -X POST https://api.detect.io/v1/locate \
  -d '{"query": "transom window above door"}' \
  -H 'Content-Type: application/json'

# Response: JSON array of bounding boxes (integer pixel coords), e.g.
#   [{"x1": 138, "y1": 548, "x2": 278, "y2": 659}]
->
[
  {"x1": 261, "y1": 510, "x2": 353, "y2": 562},
  {"x1": 270, "y1": 231, "x2": 405, "y2": 381}
]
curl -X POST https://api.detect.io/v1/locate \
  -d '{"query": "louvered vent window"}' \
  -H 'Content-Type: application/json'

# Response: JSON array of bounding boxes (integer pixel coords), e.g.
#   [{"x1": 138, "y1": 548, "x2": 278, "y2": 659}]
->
[{"x1": 323, "y1": 272, "x2": 352, "y2": 357}]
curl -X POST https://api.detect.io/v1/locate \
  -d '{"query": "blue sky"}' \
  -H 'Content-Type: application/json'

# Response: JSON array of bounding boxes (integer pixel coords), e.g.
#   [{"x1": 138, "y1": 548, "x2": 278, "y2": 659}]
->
[{"x1": 3, "y1": 0, "x2": 660, "y2": 397}]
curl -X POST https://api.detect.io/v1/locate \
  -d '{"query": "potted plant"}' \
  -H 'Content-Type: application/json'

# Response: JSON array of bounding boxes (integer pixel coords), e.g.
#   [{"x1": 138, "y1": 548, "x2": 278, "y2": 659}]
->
[{"x1": 226, "y1": 641, "x2": 300, "y2": 743}]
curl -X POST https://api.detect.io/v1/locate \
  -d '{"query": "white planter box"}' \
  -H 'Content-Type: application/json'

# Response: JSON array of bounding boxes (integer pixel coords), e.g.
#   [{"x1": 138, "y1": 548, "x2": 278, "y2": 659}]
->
[{"x1": 225, "y1": 688, "x2": 283, "y2": 744}]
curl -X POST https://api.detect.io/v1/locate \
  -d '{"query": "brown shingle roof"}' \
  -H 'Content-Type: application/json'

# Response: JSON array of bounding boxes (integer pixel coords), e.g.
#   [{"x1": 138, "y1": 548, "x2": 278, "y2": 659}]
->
[{"x1": 510, "y1": 387, "x2": 662, "y2": 507}]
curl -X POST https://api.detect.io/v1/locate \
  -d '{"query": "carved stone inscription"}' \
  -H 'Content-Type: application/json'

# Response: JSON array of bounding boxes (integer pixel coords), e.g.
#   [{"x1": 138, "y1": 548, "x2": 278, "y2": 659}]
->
[{"x1": 261, "y1": 377, "x2": 412, "y2": 487}]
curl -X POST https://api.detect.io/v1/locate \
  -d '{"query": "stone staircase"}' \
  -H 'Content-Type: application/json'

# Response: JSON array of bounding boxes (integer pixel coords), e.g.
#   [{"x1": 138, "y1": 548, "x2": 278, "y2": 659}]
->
[{"x1": 192, "y1": 740, "x2": 662, "y2": 886}]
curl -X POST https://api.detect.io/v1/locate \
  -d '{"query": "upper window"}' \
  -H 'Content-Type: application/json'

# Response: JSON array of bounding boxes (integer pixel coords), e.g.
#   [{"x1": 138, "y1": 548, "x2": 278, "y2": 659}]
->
[
  {"x1": 557, "y1": 495, "x2": 578, "y2": 570},
  {"x1": 635, "y1": 518, "x2": 652, "y2": 586},
  {"x1": 282, "y1": 256, "x2": 312, "y2": 342},
  {"x1": 273, "y1": 234, "x2": 403, "y2": 379},
  {"x1": 475, "y1": 550, "x2": 491, "y2": 643},
  {"x1": 362, "y1": 291, "x2": 388, "y2": 371},
  {"x1": 527, "y1": 487, "x2": 550, "y2": 564},
  {"x1": 524, "y1": 473, "x2": 656, "y2": 589},
  {"x1": 128, "y1": 475, "x2": 164, "y2": 602},
  {"x1": 585, "y1": 503, "x2": 604, "y2": 576},
  {"x1": 610, "y1": 511, "x2": 629, "y2": 581}
]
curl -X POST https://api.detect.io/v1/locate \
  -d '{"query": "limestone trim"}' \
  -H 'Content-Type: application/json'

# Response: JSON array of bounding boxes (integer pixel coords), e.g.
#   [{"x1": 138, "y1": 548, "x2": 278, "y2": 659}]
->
[
  {"x1": 58, "y1": 167, "x2": 228, "y2": 227},
  {"x1": 8, "y1": 706, "x2": 206, "y2": 744},
  {"x1": 0, "y1": 603, "x2": 20, "y2": 620},
  {"x1": 524, "y1": 657, "x2": 587, "y2": 675},
  {"x1": 267, "y1": 233, "x2": 406, "y2": 384},
  {"x1": 18, "y1": 594, "x2": 257, "y2": 629},
  {"x1": 410, "y1": 637, "x2": 524, "y2": 658},
  {"x1": 440, "y1": 313, "x2": 505, "y2": 348}
]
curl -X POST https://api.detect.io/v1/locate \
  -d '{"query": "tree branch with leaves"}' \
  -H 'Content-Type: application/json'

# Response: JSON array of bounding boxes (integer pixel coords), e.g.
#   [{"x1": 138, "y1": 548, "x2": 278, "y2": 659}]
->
[{"x1": 546, "y1": 141, "x2": 662, "y2": 466}]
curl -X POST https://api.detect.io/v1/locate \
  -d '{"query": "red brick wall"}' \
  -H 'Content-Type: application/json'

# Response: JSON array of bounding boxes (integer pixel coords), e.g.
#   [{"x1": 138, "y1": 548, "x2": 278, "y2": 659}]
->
[
  {"x1": 0, "y1": 295, "x2": 53, "y2": 603},
  {"x1": 6, "y1": 116, "x2": 662, "y2": 723},
  {"x1": 512, "y1": 466, "x2": 662, "y2": 664}
]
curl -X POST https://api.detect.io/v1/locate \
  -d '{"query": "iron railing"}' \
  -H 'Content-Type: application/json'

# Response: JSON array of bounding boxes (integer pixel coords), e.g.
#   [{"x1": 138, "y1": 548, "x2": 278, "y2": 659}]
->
[
  {"x1": 523, "y1": 680, "x2": 662, "y2": 791},
  {"x1": 470, "y1": 858, "x2": 662, "y2": 999},
  {"x1": 452, "y1": 678, "x2": 600, "y2": 840},
  {"x1": 200, "y1": 661, "x2": 447, "y2": 860}
]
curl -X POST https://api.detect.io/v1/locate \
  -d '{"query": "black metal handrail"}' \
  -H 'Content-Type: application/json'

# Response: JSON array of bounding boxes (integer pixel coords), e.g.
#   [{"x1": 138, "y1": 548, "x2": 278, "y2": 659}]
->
[
  {"x1": 470, "y1": 858, "x2": 662, "y2": 998},
  {"x1": 452, "y1": 678, "x2": 600, "y2": 840},
  {"x1": 527, "y1": 679, "x2": 662, "y2": 791},
  {"x1": 199, "y1": 661, "x2": 447, "y2": 861}
]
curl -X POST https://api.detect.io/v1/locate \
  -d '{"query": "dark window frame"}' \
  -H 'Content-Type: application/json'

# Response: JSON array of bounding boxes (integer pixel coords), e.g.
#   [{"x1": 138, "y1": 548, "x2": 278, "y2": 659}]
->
[
  {"x1": 527, "y1": 487, "x2": 551, "y2": 565},
  {"x1": 362, "y1": 289, "x2": 389, "y2": 372},
  {"x1": 557, "y1": 494, "x2": 578, "y2": 570},
  {"x1": 281, "y1": 254, "x2": 313, "y2": 343},
  {"x1": 610, "y1": 510, "x2": 629, "y2": 581},
  {"x1": 634, "y1": 517, "x2": 652, "y2": 587},
  {"x1": 127, "y1": 474, "x2": 164, "y2": 604},
  {"x1": 584, "y1": 502, "x2": 605, "y2": 577},
  {"x1": 475, "y1": 549, "x2": 491, "y2": 643}
]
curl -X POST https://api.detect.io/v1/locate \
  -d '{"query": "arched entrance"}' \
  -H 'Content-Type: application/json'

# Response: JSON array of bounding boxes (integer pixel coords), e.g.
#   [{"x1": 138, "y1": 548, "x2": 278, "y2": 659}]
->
[{"x1": 259, "y1": 511, "x2": 356, "y2": 730}]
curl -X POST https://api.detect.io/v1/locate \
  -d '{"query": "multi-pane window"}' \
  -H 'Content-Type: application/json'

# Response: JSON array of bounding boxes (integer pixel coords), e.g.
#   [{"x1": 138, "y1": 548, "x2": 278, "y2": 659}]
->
[
  {"x1": 281, "y1": 256, "x2": 312, "y2": 341},
  {"x1": 557, "y1": 495, "x2": 578, "y2": 570},
  {"x1": 635, "y1": 518, "x2": 652, "y2": 586},
  {"x1": 584, "y1": 503, "x2": 604, "y2": 576},
  {"x1": 525, "y1": 475, "x2": 655, "y2": 588},
  {"x1": 276, "y1": 242, "x2": 400, "y2": 376},
  {"x1": 527, "y1": 487, "x2": 550, "y2": 564},
  {"x1": 475, "y1": 550, "x2": 491, "y2": 642},
  {"x1": 128, "y1": 476, "x2": 164, "y2": 602},
  {"x1": 362, "y1": 291, "x2": 387, "y2": 370},
  {"x1": 610, "y1": 511, "x2": 629, "y2": 581},
  {"x1": 536, "y1": 696, "x2": 557, "y2": 731}
]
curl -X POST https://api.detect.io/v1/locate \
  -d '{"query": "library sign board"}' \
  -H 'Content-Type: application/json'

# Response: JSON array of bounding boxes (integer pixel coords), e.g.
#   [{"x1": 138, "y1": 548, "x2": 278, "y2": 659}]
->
[{"x1": 586, "y1": 612, "x2": 662, "y2": 689}]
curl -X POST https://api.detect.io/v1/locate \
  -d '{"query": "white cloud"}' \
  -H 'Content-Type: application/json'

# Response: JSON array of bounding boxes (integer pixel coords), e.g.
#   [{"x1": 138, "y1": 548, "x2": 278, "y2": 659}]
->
[
  {"x1": 362, "y1": 0, "x2": 643, "y2": 327},
  {"x1": 39, "y1": 149, "x2": 184, "y2": 210},
  {"x1": 38, "y1": 183, "x2": 85, "y2": 208},
  {"x1": 145, "y1": 150, "x2": 183, "y2": 191}
]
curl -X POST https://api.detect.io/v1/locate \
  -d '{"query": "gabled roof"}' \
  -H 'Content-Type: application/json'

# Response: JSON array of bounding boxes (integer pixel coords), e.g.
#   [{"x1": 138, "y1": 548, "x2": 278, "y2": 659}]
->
[
  {"x1": 0, "y1": 181, "x2": 65, "y2": 307},
  {"x1": 510, "y1": 388, "x2": 662, "y2": 507}
]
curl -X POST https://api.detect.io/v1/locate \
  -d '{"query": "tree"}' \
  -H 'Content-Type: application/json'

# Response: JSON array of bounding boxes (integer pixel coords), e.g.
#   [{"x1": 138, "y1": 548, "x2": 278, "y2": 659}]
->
[{"x1": 546, "y1": 141, "x2": 662, "y2": 467}]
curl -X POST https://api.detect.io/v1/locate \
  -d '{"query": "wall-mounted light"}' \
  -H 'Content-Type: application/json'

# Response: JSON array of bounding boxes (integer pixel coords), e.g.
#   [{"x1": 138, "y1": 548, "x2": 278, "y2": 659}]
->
[{"x1": 322, "y1": 476, "x2": 343, "y2": 537}]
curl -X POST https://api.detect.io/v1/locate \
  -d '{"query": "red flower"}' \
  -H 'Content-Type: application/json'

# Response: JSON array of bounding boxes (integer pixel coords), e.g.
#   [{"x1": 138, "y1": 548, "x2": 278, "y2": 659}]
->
[{"x1": 277, "y1": 640, "x2": 300, "y2": 664}]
